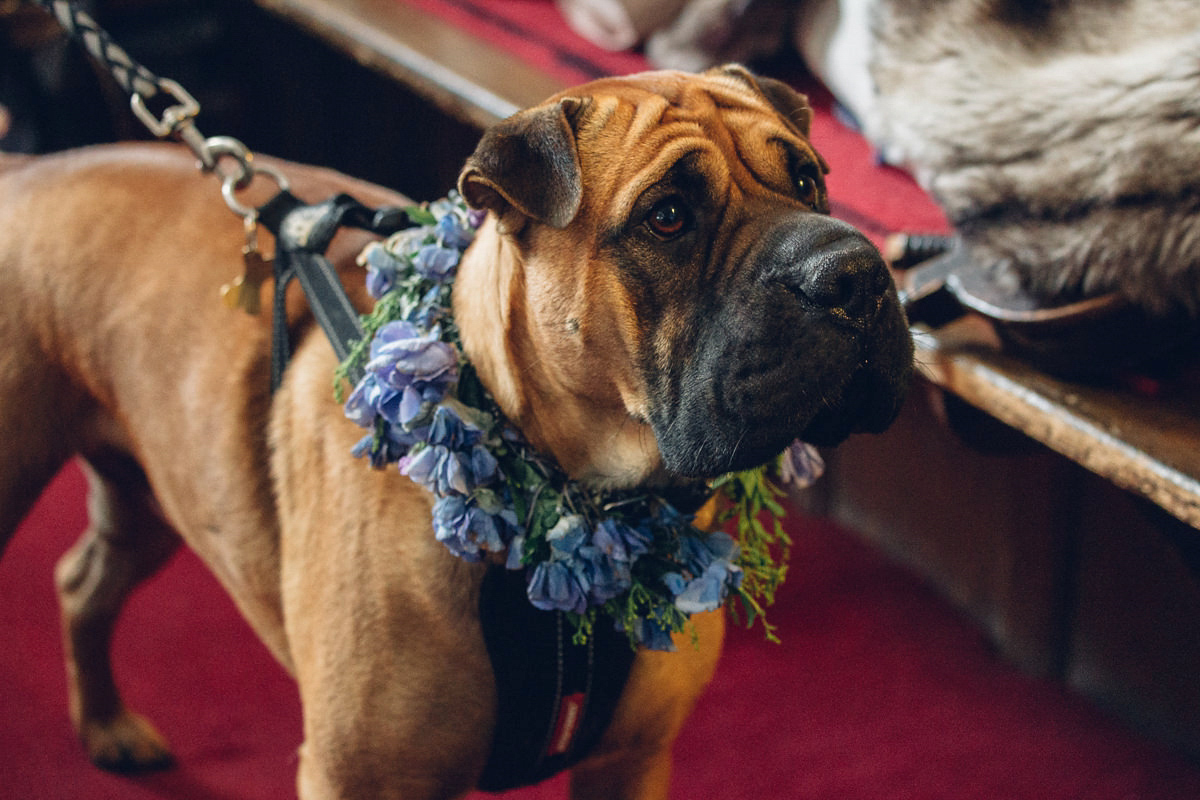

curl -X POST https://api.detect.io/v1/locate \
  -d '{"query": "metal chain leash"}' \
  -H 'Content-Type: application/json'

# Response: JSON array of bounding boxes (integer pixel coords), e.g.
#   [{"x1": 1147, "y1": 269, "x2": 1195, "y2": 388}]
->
[{"x1": 29, "y1": 0, "x2": 289, "y2": 221}]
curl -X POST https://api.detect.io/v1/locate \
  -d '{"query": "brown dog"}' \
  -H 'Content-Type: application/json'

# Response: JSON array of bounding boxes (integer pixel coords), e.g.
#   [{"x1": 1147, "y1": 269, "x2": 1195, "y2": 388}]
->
[{"x1": 0, "y1": 66, "x2": 910, "y2": 799}]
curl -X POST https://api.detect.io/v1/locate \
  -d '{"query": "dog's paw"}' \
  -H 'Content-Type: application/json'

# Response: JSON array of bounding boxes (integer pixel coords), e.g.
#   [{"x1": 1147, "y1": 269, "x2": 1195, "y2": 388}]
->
[{"x1": 80, "y1": 709, "x2": 174, "y2": 773}]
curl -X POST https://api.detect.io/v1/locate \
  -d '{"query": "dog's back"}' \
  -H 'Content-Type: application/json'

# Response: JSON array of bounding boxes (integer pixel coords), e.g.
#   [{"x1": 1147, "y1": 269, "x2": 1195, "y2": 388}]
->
[{"x1": 0, "y1": 143, "x2": 397, "y2": 546}]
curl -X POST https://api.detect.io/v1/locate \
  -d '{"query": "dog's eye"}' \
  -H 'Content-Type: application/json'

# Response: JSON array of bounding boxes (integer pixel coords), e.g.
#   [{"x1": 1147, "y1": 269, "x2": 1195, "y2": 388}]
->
[
  {"x1": 797, "y1": 174, "x2": 820, "y2": 206},
  {"x1": 646, "y1": 198, "x2": 690, "y2": 239}
]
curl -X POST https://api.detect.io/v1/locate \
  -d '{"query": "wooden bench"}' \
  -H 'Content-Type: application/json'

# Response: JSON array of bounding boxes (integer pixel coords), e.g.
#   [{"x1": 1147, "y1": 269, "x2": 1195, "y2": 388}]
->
[{"x1": 253, "y1": 0, "x2": 1200, "y2": 758}]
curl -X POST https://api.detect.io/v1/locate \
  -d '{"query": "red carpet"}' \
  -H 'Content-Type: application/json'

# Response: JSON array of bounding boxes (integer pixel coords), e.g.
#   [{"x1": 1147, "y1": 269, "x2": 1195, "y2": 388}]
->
[{"x1": 4, "y1": 463, "x2": 1200, "y2": 799}]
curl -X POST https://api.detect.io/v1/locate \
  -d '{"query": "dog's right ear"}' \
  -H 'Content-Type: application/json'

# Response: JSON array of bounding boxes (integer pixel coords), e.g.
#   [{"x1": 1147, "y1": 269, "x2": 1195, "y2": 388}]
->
[{"x1": 458, "y1": 97, "x2": 588, "y2": 230}]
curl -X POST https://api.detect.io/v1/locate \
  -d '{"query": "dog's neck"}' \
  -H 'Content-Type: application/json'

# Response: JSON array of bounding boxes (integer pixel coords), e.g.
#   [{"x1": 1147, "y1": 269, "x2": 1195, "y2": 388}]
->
[{"x1": 453, "y1": 216, "x2": 664, "y2": 488}]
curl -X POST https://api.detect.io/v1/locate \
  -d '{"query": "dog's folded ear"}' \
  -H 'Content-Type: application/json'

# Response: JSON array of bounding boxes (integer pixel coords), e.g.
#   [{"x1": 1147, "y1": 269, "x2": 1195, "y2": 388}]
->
[
  {"x1": 709, "y1": 64, "x2": 814, "y2": 140},
  {"x1": 459, "y1": 97, "x2": 588, "y2": 230}
]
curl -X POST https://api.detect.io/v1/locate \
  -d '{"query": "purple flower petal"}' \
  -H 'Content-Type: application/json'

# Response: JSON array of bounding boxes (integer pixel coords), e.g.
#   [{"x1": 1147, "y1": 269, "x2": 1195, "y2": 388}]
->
[{"x1": 779, "y1": 440, "x2": 825, "y2": 490}]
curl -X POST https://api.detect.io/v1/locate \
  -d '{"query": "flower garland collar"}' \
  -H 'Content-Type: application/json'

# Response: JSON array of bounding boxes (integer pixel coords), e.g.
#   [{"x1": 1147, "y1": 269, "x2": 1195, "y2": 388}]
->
[{"x1": 335, "y1": 193, "x2": 823, "y2": 650}]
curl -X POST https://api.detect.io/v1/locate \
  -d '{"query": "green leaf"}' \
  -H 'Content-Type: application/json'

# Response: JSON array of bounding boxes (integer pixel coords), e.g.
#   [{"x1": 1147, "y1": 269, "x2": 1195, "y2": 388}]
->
[{"x1": 405, "y1": 205, "x2": 438, "y2": 226}]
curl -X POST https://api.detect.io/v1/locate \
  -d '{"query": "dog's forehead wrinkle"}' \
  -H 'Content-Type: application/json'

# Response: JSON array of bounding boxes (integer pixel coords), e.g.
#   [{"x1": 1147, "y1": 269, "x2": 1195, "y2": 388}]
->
[
  {"x1": 627, "y1": 109, "x2": 809, "y2": 212},
  {"x1": 580, "y1": 85, "x2": 803, "y2": 216},
  {"x1": 718, "y1": 112, "x2": 819, "y2": 201},
  {"x1": 588, "y1": 84, "x2": 738, "y2": 153},
  {"x1": 625, "y1": 92, "x2": 672, "y2": 146},
  {"x1": 606, "y1": 135, "x2": 730, "y2": 224}
]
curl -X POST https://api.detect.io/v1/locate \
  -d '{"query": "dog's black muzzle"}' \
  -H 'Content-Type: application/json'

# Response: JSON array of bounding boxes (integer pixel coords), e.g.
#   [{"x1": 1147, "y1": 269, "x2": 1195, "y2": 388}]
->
[{"x1": 651, "y1": 213, "x2": 913, "y2": 477}]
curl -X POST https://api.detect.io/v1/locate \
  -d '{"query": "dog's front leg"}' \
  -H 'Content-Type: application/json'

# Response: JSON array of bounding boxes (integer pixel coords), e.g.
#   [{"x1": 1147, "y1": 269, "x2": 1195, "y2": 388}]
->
[
  {"x1": 568, "y1": 611, "x2": 725, "y2": 800},
  {"x1": 281, "y1": 490, "x2": 500, "y2": 800},
  {"x1": 287, "y1": 595, "x2": 498, "y2": 800},
  {"x1": 273, "y1": 339, "x2": 499, "y2": 799}
]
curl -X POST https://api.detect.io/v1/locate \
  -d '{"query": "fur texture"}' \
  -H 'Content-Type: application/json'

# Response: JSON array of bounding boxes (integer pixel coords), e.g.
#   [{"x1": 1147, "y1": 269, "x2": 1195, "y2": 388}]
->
[{"x1": 866, "y1": 0, "x2": 1200, "y2": 316}]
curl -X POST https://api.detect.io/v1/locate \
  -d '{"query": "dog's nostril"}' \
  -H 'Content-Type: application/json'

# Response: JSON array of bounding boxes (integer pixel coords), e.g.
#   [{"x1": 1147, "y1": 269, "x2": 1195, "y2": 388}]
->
[
  {"x1": 831, "y1": 273, "x2": 860, "y2": 310},
  {"x1": 794, "y1": 248, "x2": 888, "y2": 319}
]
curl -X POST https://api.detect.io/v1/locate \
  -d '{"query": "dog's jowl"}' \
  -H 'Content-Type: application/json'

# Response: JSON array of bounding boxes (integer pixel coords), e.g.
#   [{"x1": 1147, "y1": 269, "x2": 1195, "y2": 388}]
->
[{"x1": 0, "y1": 66, "x2": 910, "y2": 799}]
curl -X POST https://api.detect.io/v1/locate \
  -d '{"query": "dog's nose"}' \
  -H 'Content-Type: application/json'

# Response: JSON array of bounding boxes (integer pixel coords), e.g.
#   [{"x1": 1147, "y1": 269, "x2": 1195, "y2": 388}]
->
[
  {"x1": 771, "y1": 215, "x2": 892, "y2": 321},
  {"x1": 796, "y1": 242, "x2": 890, "y2": 319}
]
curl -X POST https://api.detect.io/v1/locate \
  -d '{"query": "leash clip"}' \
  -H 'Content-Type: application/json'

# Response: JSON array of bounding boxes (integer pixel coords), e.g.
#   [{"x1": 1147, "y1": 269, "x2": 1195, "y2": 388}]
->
[
  {"x1": 34, "y1": 0, "x2": 291, "y2": 220},
  {"x1": 129, "y1": 76, "x2": 201, "y2": 144},
  {"x1": 203, "y1": 136, "x2": 291, "y2": 220}
]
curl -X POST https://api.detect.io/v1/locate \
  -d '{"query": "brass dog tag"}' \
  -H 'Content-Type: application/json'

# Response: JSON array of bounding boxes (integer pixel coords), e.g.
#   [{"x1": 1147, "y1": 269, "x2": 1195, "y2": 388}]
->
[{"x1": 221, "y1": 217, "x2": 273, "y2": 315}]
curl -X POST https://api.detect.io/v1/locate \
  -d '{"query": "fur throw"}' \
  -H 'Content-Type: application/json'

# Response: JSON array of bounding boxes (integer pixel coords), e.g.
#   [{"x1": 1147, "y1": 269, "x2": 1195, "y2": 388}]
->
[{"x1": 865, "y1": 0, "x2": 1200, "y2": 318}]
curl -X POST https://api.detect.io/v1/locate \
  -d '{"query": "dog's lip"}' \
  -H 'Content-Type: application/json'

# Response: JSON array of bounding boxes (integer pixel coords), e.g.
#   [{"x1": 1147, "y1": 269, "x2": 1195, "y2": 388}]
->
[
  {"x1": 652, "y1": 344, "x2": 912, "y2": 478},
  {"x1": 799, "y1": 361, "x2": 911, "y2": 446}
]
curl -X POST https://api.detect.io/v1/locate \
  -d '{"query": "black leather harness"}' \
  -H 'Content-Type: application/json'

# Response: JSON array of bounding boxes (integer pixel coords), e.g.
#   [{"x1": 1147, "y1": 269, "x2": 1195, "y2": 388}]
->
[
  {"x1": 256, "y1": 191, "x2": 635, "y2": 791},
  {"x1": 477, "y1": 569, "x2": 635, "y2": 791}
]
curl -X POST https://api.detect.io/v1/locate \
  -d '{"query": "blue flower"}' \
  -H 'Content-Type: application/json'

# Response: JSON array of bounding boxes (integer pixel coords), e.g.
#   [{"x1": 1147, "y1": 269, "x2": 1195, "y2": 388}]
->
[
  {"x1": 665, "y1": 562, "x2": 732, "y2": 613},
  {"x1": 664, "y1": 532, "x2": 743, "y2": 614},
  {"x1": 366, "y1": 321, "x2": 458, "y2": 396},
  {"x1": 524, "y1": 515, "x2": 643, "y2": 609},
  {"x1": 363, "y1": 242, "x2": 403, "y2": 299},
  {"x1": 400, "y1": 440, "x2": 498, "y2": 496},
  {"x1": 400, "y1": 444, "x2": 464, "y2": 495},
  {"x1": 528, "y1": 560, "x2": 588, "y2": 614},
  {"x1": 546, "y1": 514, "x2": 589, "y2": 556},
  {"x1": 432, "y1": 494, "x2": 517, "y2": 561},
  {"x1": 399, "y1": 407, "x2": 498, "y2": 495},
  {"x1": 505, "y1": 533, "x2": 527, "y2": 571},
  {"x1": 779, "y1": 440, "x2": 825, "y2": 490},
  {"x1": 405, "y1": 285, "x2": 449, "y2": 330},
  {"x1": 435, "y1": 211, "x2": 477, "y2": 251},
  {"x1": 412, "y1": 243, "x2": 461, "y2": 281},
  {"x1": 575, "y1": 544, "x2": 631, "y2": 603},
  {"x1": 426, "y1": 405, "x2": 480, "y2": 448},
  {"x1": 395, "y1": 383, "x2": 443, "y2": 429},
  {"x1": 344, "y1": 323, "x2": 460, "y2": 467},
  {"x1": 526, "y1": 515, "x2": 591, "y2": 613},
  {"x1": 344, "y1": 372, "x2": 397, "y2": 428},
  {"x1": 675, "y1": 531, "x2": 739, "y2": 576},
  {"x1": 351, "y1": 425, "x2": 414, "y2": 468},
  {"x1": 579, "y1": 518, "x2": 649, "y2": 603},
  {"x1": 594, "y1": 518, "x2": 652, "y2": 563}
]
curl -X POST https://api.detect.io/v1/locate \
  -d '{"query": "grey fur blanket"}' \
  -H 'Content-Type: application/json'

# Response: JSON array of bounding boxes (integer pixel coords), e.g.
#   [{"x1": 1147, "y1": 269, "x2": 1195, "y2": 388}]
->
[{"x1": 865, "y1": 0, "x2": 1200, "y2": 318}]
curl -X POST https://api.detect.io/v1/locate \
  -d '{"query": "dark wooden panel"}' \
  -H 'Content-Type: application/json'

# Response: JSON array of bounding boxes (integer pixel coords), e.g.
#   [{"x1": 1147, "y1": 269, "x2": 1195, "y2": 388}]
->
[{"x1": 255, "y1": 0, "x2": 566, "y2": 129}]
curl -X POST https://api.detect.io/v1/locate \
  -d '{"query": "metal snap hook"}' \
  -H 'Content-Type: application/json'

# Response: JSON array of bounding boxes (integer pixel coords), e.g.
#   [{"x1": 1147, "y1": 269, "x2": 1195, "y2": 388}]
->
[{"x1": 219, "y1": 159, "x2": 291, "y2": 220}]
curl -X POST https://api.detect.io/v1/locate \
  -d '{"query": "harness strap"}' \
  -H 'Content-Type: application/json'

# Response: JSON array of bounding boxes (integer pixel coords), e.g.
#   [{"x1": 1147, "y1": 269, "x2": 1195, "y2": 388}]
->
[
  {"x1": 478, "y1": 568, "x2": 636, "y2": 791},
  {"x1": 256, "y1": 190, "x2": 412, "y2": 392}
]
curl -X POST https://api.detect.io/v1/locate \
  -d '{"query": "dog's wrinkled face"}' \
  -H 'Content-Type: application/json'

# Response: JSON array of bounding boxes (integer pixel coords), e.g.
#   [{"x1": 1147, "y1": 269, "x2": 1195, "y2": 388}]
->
[{"x1": 459, "y1": 66, "x2": 912, "y2": 483}]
